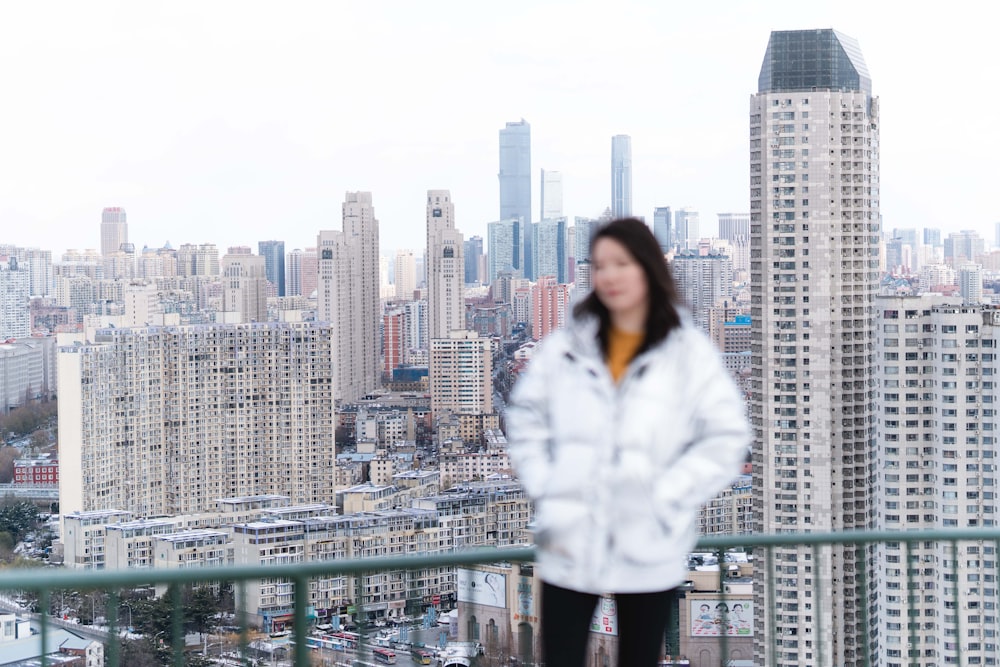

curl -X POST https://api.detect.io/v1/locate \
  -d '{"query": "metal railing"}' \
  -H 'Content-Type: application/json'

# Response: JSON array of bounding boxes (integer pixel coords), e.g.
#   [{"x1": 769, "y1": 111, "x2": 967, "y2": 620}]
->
[{"x1": 2, "y1": 528, "x2": 999, "y2": 666}]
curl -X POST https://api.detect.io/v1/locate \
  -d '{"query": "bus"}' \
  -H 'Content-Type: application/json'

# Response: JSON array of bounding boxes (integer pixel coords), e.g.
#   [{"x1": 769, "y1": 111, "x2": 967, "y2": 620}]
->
[
  {"x1": 411, "y1": 648, "x2": 434, "y2": 665},
  {"x1": 329, "y1": 631, "x2": 361, "y2": 649},
  {"x1": 372, "y1": 648, "x2": 397, "y2": 664}
]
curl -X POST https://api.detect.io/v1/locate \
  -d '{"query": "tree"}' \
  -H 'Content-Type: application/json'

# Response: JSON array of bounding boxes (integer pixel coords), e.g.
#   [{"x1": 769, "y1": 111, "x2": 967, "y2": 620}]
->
[
  {"x1": 29, "y1": 429, "x2": 49, "y2": 454},
  {"x1": 0, "y1": 447, "x2": 18, "y2": 483}
]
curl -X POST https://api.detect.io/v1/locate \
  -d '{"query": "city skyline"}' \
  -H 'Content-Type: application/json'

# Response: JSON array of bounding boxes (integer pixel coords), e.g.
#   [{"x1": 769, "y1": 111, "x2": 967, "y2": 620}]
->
[{"x1": 0, "y1": 2, "x2": 996, "y2": 257}]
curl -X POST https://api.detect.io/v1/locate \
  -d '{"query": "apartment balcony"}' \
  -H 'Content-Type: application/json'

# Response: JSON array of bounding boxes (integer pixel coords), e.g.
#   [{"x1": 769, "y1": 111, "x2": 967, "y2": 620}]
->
[{"x1": 2, "y1": 528, "x2": 999, "y2": 666}]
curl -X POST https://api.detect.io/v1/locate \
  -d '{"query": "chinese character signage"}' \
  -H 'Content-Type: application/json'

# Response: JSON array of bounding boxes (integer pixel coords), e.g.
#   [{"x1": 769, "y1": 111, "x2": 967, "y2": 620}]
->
[{"x1": 590, "y1": 597, "x2": 618, "y2": 636}]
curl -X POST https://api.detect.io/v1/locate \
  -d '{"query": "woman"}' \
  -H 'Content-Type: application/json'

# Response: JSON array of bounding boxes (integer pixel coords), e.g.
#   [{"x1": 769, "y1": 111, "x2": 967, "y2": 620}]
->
[{"x1": 506, "y1": 218, "x2": 750, "y2": 667}]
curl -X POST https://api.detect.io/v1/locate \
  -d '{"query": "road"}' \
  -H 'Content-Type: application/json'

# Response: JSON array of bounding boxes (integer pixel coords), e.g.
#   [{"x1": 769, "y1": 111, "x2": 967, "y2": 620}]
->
[{"x1": 0, "y1": 593, "x2": 111, "y2": 644}]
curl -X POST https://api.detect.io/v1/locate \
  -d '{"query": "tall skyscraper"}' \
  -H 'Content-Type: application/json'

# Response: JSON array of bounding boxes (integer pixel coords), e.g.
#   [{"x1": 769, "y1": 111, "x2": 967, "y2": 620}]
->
[
  {"x1": 487, "y1": 218, "x2": 523, "y2": 285},
  {"x1": 653, "y1": 207, "x2": 672, "y2": 252},
  {"x1": 923, "y1": 227, "x2": 941, "y2": 247},
  {"x1": 499, "y1": 120, "x2": 532, "y2": 279},
  {"x1": 717, "y1": 212, "x2": 750, "y2": 243},
  {"x1": 425, "y1": 190, "x2": 465, "y2": 340},
  {"x1": 286, "y1": 248, "x2": 305, "y2": 297},
  {"x1": 464, "y1": 236, "x2": 484, "y2": 285},
  {"x1": 100, "y1": 207, "x2": 128, "y2": 256},
  {"x1": 611, "y1": 135, "x2": 632, "y2": 219},
  {"x1": 285, "y1": 248, "x2": 319, "y2": 299},
  {"x1": 718, "y1": 212, "x2": 752, "y2": 277},
  {"x1": 674, "y1": 208, "x2": 700, "y2": 250},
  {"x1": 540, "y1": 169, "x2": 563, "y2": 220},
  {"x1": 532, "y1": 217, "x2": 568, "y2": 283},
  {"x1": 750, "y1": 29, "x2": 879, "y2": 667},
  {"x1": 394, "y1": 249, "x2": 417, "y2": 300},
  {"x1": 944, "y1": 229, "x2": 985, "y2": 264},
  {"x1": 317, "y1": 192, "x2": 381, "y2": 403},
  {"x1": 58, "y1": 321, "x2": 336, "y2": 517},
  {"x1": 258, "y1": 240, "x2": 286, "y2": 297},
  {"x1": 221, "y1": 253, "x2": 268, "y2": 323}
]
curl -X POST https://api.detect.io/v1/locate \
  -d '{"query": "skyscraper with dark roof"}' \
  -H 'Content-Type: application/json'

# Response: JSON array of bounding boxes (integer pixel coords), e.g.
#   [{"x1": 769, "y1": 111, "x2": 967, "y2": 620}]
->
[{"x1": 750, "y1": 29, "x2": 879, "y2": 667}]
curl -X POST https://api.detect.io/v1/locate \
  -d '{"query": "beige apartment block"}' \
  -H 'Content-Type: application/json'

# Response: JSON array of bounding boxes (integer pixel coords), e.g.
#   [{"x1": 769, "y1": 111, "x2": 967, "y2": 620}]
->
[
  {"x1": 425, "y1": 190, "x2": 465, "y2": 342},
  {"x1": 58, "y1": 321, "x2": 336, "y2": 519},
  {"x1": 750, "y1": 29, "x2": 880, "y2": 667},
  {"x1": 317, "y1": 192, "x2": 381, "y2": 404},
  {"x1": 430, "y1": 331, "x2": 493, "y2": 416}
]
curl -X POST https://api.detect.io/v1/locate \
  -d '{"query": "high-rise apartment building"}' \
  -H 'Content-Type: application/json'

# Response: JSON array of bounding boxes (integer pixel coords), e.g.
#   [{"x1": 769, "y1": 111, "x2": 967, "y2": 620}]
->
[
  {"x1": 944, "y1": 230, "x2": 985, "y2": 265},
  {"x1": 873, "y1": 296, "x2": 999, "y2": 667},
  {"x1": 285, "y1": 248, "x2": 304, "y2": 297},
  {"x1": 671, "y1": 251, "x2": 733, "y2": 333},
  {"x1": 487, "y1": 218, "x2": 523, "y2": 285},
  {"x1": 100, "y1": 207, "x2": 128, "y2": 257},
  {"x1": 0, "y1": 256, "x2": 30, "y2": 339},
  {"x1": 499, "y1": 120, "x2": 532, "y2": 279},
  {"x1": 58, "y1": 321, "x2": 336, "y2": 518},
  {"x1": 611, "y1": 135, "x2": 632, "y2": 219},
  {"x1": 540, "y1": 169, "x2": 563, "y2": 220},
  {"x1": 176, "y1": 244, "x2": 220, "y2": 277},
  {"x1": 959, "y1": 263, "x2": 985, "y2": 304},
  {"x1": 530, "y1": 276, "x2": 571, "y2": 340},
  {"x1": 3, "y1": 247, "x2": 55, "y2": 298},
  {"x1": 317, "y1": 192, "x2": 381, "y2": 404},
  {"x1": 464, "y1": 236, "x2": 483, "y2": 285},
  {"x1": 257, "y1": 240, "x2": 285, "y2": 297},
  {"x1": 750, "y1": 29, "x2": 880, "y2": 667},
  {"x1": 383, "y1": 306, "x2": 406, "y2": 378},
  {"x1": 429, "y1": 330, "x2": 492, "y2": 415},
  {"x1": 395, "y1": 249, "x2": 417, "y2": 300},
  {"x1": 924, "y1": 227, "x2": 942, "y2": 247},
  {"x1": 425, "y1": 190, "x2": 465, "y2": 341}
]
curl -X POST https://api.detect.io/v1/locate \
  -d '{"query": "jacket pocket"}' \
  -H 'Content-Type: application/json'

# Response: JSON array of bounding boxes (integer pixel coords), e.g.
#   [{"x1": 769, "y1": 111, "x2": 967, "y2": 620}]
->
[{"x1": 534, "y1": 498, "x2": 591, "y2": 562}]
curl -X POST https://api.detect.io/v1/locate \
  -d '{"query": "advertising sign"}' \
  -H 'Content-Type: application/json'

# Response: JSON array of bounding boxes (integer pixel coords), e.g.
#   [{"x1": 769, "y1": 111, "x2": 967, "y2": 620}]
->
[
  {"x1": 456, "y1": 569, "x2": 507, "y2": 608},
  {"x1": 689, "y1": 600, "x2": 753, "y2": 637},
  {"x1": 590, "y1": 597, "x2": 618, "y2": 636}
]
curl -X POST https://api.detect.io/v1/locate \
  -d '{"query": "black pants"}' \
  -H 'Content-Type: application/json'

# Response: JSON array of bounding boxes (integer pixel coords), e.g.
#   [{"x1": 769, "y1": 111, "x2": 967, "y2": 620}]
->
[{"x1": 541, "y1": 582, "x2": 674, "y2": 667}]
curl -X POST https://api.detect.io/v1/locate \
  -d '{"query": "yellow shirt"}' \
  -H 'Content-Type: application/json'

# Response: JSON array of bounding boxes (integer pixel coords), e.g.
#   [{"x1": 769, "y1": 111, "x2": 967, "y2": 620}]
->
[{"x1": 607, "y1": 327, "x2": 645, "y2": 383}]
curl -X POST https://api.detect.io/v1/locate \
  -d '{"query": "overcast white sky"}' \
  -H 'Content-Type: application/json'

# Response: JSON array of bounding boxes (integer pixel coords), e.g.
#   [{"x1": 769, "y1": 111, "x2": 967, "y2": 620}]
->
[{"x1": 0, "y1": 1, "x2": 996, "y2": 258}]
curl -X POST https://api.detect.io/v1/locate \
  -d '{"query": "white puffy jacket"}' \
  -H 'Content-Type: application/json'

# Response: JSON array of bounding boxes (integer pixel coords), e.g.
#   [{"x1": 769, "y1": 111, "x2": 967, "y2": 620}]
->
[{"x1": 506, "y1": 315, "x2": 751, "y2": 594}]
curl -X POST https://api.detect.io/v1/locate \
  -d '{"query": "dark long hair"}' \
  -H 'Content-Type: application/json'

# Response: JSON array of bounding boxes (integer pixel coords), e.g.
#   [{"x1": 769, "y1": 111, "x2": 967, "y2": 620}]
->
[{"x1": 573, "y1": 217, "x2": 683, "y2": 358}]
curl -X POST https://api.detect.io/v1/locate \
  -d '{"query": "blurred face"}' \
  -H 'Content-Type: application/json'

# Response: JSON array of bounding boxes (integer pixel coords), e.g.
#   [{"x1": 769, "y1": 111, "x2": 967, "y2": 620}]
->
[{"x1": 592, "y1": 237, "x2": 649, "y2": 324}]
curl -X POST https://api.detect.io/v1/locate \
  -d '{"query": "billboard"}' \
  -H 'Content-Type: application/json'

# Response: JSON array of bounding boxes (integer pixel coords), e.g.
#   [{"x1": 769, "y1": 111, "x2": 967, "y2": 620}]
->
[
  {"x1": 689, "y1": 600, "x2": 753, "y2": 637},
  {"x1": 456, "y1": 569, "x2": 507, "y2": 608}
]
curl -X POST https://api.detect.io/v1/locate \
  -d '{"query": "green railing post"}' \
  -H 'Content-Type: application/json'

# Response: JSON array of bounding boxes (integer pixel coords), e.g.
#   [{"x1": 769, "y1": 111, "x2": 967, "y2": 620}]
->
[
  {"x1": 766, "y1": 545, "x2": 777, "y2": 666},
  {"x1": 39, "y1": 587, "x2": 50, "y2": 667},
  {"x1": 717, "y1": 545, "x2": 729, "y2": 667},
  {"x1": 812, "y1": 542, "x2": 823, "y2": 667},
  {"x1": 293, "y1": 573, "x2": 308, "y2": 667},
  {"x1": 856, "y1": 541, "x2": 872, "y2": 667}
]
